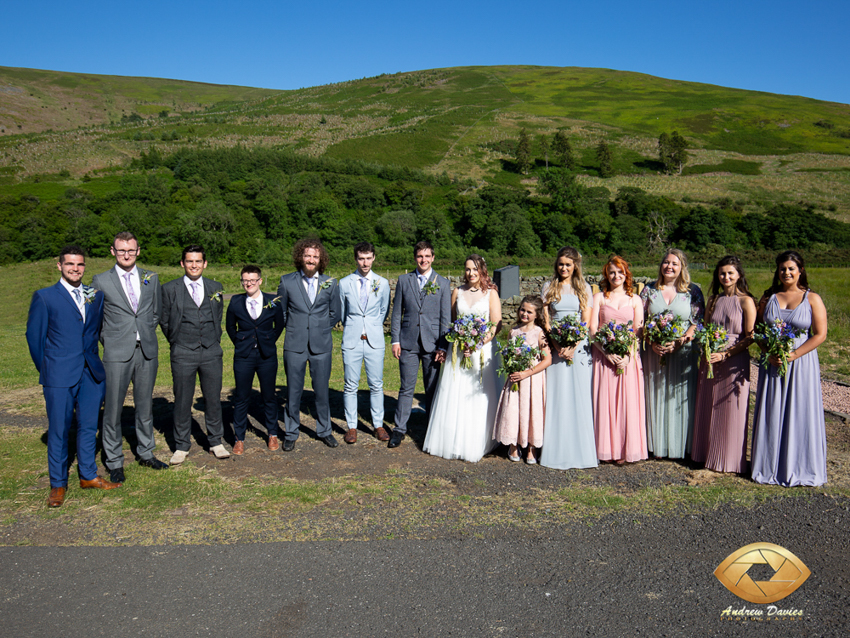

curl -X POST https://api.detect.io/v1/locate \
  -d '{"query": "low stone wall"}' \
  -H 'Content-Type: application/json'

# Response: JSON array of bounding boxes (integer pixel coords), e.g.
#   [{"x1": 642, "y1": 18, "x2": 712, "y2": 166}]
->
[{"x1": 378, "y1": 275, "x2": 653, "y2": 331}]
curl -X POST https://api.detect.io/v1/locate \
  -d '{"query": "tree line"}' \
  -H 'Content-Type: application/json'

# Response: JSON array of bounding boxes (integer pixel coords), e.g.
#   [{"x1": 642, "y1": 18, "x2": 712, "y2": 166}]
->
[{"x1": 1, "y1": 147, "x2": 848, "y2": 266}]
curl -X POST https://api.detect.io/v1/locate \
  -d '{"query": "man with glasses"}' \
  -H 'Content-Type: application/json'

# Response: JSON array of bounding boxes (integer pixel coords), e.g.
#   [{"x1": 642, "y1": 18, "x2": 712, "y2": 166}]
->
[
  {"x1": 93, "y1": 231, "x2": 167, "y2": 483},
  {"x1": 225, "y1": 265, "x2": 284, "y2": 454}
]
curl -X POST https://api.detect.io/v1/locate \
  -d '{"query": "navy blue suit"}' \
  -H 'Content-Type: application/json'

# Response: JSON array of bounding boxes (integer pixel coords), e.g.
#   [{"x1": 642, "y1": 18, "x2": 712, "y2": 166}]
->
[
  {"x1": 226, "y1": 292, "x2": 284, "y2": 440},
  {"x1": 26, "y1": 282, "x2": 106, "y2": 487}
]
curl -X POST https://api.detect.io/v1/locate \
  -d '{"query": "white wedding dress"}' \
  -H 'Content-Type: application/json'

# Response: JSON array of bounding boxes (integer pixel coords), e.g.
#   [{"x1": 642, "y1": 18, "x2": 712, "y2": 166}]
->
[{"x1": 423, "y1": 291, "x2": 501, "y2": 462}]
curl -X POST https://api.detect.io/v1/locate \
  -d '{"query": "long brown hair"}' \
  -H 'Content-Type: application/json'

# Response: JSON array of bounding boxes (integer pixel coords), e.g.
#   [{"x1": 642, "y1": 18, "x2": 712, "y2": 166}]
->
[
  {"x1": 465, "y1": 254, "x2": 497, "y2": 292},
  {"x1": 765, "y1": 250, "x2": 810, "y2": 296},
  {"x1": 706, "y1": 255, "x2": 754, "y2": 320},
  {"x1": 601, "y1": 255, "x2": 634, "y2": 298},
  {"x1": 514, "y1": 295, "x2": 547, "y2": 331},
  {"x1": 293, "y1": 237, "x2": 330, "y2": 274},
  {"x1": 543, "y1": 246, "x2": 589, "y2": 314}
]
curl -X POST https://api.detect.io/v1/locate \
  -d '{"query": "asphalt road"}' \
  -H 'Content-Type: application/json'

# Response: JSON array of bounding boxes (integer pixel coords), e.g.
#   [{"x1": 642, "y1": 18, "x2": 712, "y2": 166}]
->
[{"x1": 1, "y1": 495, "x2": 848, "y2": 637}]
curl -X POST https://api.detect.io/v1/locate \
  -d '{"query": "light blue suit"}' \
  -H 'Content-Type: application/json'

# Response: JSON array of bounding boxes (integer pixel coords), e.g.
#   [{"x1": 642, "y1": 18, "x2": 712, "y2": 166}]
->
[{"x1": 339, "y1": 272, "x2": 390, "y2": 430}]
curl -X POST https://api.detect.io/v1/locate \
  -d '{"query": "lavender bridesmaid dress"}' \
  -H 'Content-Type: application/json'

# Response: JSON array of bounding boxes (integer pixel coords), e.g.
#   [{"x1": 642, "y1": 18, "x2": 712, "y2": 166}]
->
[{"x1": 751, "y1": 292, "x2": 827, "y2": 486}]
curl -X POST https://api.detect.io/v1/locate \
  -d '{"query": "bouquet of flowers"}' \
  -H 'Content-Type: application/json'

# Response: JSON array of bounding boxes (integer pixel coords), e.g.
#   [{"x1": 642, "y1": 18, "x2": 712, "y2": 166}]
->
[
  {"x1": 497, "y1": 334, "x2": 542, "y2": 391},
  {"x1": 445, "y1": 314, "x2": 495, "y2": 370},
  {"x1": 591, "y1": 320, "x2": 637, "y2": 375},
  {"x1": 643, "y1": 310, "x2": 689, "y2": 366},
  {"x1": 547, "y1": 314, "x2": 588, "y2": 366},
  {"x1": 754, "y1": 319, "x2": 798, "y2": 378},
  {"x1": 693, "y1": 322, "x2": 728, "y2": 379}
]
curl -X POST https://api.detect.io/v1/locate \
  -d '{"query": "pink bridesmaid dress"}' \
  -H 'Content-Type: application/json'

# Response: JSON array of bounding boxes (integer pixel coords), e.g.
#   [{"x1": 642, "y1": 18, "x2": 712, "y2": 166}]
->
[{"x1": 592, "y1": 303, "x2": 648, "y2": 462}]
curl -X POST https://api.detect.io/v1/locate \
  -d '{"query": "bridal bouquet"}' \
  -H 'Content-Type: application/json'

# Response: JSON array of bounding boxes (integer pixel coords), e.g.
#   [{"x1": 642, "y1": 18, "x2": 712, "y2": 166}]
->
[
  {"x1": 445, "y1": 314, "x2": 495, "y2": 370},
  {"x1": 643, "y1": 310, "x2": 689, "y2": 366},
  {"x1": 693, "y1": 322, "x2": 728, "y2": 379},
  {"x1": 754, "y1": 319, "x2": 798, "y2": 378},
  {"x1": 547, "y1": 314, "x2": 588, "y2": 366},
  {"x1": 497, "y1": 334, "x2": 541, "y2": 391},
  {"x1": 591, "y1": 320, "x2": 637, "y2": 375}
]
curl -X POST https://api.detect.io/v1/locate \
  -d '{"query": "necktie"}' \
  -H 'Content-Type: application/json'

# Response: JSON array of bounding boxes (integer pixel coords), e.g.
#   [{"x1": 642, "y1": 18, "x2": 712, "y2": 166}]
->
[
  {"x1": 418, "y1": 274, "x2": 427, "y2": 290},
  {"x1": 249, "y1": 299, "x2": 259, "y2": 320},
  {"x1": 359, "y1": 277, "x2": 369, "y2": 311},
  {"x1": 124, "y1": 272, "x2": 139, "y2": 313},
  {"x1": 72, "y1": 288, "x2": 85, "y2": 320},
  {"x1": 191, "y1": 282, "x2": 201, "y2": 307},
  {"x1": 307, "y1": 277, "x2": 316, "y2": 304}
]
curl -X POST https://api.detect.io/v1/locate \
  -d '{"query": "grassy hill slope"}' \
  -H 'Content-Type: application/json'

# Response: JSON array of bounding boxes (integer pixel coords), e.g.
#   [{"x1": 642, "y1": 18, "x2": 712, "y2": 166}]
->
[{"x1": 2, "y1": 65, "x2": 850, "y2": 216}]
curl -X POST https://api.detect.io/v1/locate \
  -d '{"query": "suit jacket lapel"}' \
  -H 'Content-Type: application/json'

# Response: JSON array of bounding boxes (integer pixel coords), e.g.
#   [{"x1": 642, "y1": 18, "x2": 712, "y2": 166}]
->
[
  {"x1": 295, "y1": 273, "x2": 313, "y2": 309},
  {"x1": 109, "y1": 268, "x2": 135, "y2": 314},
  {"x1": 412, "y1": 273, "x2": 423, "y2": 309},
  {"x1": 55, "y1": 282, "x2": 81, "y2": 317}
]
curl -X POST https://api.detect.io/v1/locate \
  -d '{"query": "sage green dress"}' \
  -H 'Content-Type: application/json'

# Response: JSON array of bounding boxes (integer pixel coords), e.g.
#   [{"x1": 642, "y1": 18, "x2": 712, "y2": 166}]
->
[{"x1": 640, "y1": 283, "x2": 704, "y2": 459}]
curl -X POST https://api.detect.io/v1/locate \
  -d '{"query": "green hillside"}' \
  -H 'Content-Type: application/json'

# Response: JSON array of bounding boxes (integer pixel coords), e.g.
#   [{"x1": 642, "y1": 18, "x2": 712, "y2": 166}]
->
[{"x1": 2, "y1": 65, "x2": 850, "y2": 220}]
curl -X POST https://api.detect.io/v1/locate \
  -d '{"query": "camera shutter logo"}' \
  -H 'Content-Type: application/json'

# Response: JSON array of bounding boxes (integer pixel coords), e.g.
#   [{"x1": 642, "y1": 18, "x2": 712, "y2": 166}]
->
[{"x1": 714, "y1": 542, "x2": 811, "y2": 604}]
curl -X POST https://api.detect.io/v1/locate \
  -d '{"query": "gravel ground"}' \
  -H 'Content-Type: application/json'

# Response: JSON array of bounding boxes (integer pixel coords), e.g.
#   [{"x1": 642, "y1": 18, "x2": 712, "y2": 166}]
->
[{"x1": 748, "y1": 360, "x2": 850, "y2": 418}]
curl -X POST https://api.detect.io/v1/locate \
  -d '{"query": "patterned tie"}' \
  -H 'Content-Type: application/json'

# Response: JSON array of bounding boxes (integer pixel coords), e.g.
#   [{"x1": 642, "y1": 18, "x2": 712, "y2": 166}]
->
[
  {"x1": 418, "y1": 274, "x2": 427, "y2": 290},
  {"x1": 72, "y1": 288, "x2": 85, "y2": 320},
  {"x1": 249, "y1": 299, "x2": 259, "y2": 320},
  {"x1": 124, "y1": 271, "x2": 138, "y2": 313},
  {"x1": 306, "y1": 277, "x2": 316, "y2": 304},
  {"x1": 359, "y1": 277, "x2": 369, "y2": 311},
  {"x1": 191, "y1": 282, "x2": 201, "y2": 307}
]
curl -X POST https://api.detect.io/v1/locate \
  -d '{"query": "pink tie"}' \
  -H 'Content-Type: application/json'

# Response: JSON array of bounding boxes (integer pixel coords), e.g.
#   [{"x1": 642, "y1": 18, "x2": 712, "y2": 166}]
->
[
  {"x1": 124, "y1": 272, "x2": 138, "y2": 313},
  {"x1": 249, "y1": 299, "x2": 259, "y2": 320},
  {"x1": 191, "y1": 282, "x2": 201, "y2": 307}
]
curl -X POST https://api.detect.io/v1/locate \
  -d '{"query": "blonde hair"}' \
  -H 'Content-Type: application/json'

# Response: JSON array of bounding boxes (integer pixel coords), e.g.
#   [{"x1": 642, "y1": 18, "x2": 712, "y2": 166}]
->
[
  {"x1": 543, "y1": 246, "x2": 589, "y2": 314},
  {"x1": 656, "y1": 248, "x2": 691, "y2": 293}
]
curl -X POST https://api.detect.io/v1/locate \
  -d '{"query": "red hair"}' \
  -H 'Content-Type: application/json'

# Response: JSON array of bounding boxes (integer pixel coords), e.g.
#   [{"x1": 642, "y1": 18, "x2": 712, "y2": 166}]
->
[{"x1": 601, "y1": 255, "x2": 634, "y2": 298}]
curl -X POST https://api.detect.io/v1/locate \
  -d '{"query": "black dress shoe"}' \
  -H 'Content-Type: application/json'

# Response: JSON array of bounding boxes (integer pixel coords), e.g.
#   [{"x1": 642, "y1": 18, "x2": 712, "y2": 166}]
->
[
  {"x1": 282, "y1": 439, "x2": 296, "y2": 452},
  {"x1": 109, "y1": 467, "x2": 125, "y2": 483},
  {"x1": 321, "y1": 434, "x2": 339, "y2": 448},
  {"x1": 388, "y1": 430, "x2": 404, "y2": 448},
  {"x1": 139, "y1": 457, "x2": 168, "y2": 470}
]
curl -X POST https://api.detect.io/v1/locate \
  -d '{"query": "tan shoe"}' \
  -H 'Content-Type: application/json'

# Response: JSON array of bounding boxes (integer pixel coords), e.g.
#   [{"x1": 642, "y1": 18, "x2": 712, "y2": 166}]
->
[
  {"x1": 232, "y1": 440, "x2": 245, "y2": 455},
  {"x1": 80, "y1": 476, "x2": 121, "y2": 490},
  {"x1": 268, "y1": 436, "x2": 279, "y2": 451},
  {"x1": 374, "y1": 426, "x2": 390, "y2": 442},
  {"x1": 170, "y1": 450, "x2": 189, "y2": 465},
  {"x1": 48, "y1": 487, "x2": 66, "y2": 508},
  {"x1": 210, "y1": 444, "x2": 231, "y2": 459},
  {"x1": 344, "y1": 429, "x2": 357, "y2": 444}
]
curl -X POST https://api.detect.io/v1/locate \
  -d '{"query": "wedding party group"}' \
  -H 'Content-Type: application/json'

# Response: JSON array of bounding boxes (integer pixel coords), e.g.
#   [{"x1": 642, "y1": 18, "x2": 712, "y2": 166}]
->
[{"x1": 26, "y1": 230, "x2": 829, "y2": 509}]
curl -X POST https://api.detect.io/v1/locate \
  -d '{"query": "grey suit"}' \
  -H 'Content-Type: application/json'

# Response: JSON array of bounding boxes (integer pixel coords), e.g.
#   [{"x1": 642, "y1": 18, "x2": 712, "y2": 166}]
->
[
  {"x1": 389, "y1": 270, "x2": 451, "y2": 434},
  {"x1": 92, "y1": 266, "x2": 161, "y2": 470},
  {"x1": 160, "y1": 276, "x2": 225, "y2": 451},
  {"x1": 277, "y1": 271, "x2": 341, "y2": 441}
]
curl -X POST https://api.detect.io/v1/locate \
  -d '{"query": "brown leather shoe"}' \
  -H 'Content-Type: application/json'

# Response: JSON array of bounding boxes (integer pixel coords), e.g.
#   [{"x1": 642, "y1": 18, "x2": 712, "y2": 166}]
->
[
  {"x1": 374, "y1": 426, "x2": 390, "y2": 442},
  {"x1": 344, "y1": 429, "x2": 357, "y2": 444},
  {"x1": 232, "y1": 440, "x2": 245, "y2": 455},
  {"x1": 48, "y1": 487, "x2": 66, "y2": 508},
  {"x1": 267, "y1": 436, "x2": 279, "y2": 451},
  {"x1": 79, "y1": 476, "x2": 121, "y2": 490}
]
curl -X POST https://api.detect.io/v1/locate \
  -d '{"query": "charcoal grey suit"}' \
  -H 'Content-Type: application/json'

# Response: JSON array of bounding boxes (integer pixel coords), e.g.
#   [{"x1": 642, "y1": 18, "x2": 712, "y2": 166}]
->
[
  {"x1": 389, "y1": 270, "x2": 451, "y2": 434},
  {"x1": 160, "y1": 276, "x2": 224, "y2": 452},
  {"x1": 92, "y1": 266, "x2": 161, "y2": 470}
]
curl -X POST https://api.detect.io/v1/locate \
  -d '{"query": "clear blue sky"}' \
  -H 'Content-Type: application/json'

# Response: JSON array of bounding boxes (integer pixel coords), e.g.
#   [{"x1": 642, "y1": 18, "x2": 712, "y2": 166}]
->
[{"x1": 3, "y1": 0, "x2": 848, "y2": 104}]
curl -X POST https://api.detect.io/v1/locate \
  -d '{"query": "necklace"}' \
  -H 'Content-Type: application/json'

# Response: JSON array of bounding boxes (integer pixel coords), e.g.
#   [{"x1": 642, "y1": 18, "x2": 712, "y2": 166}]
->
[{"x1": 469, "y1": 286, "x2": 480, "y2": 292}]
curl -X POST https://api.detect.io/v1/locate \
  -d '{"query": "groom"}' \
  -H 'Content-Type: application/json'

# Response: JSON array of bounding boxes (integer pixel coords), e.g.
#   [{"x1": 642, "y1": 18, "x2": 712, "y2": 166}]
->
[{"x1": 389, "y1": 240, "x2": 451, "y2": 448}]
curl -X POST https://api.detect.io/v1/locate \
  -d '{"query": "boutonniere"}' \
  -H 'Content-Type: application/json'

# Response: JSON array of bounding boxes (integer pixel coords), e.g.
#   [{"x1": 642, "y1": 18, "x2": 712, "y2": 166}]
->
[
  {"x1": 264, "y1": 296, "x2": 281, "y2": 309},
  {"x1": 209, "y1": 290, "x2": 223, "y2": 303},
  {"x1": 141, "y1": 271, "x2": 153, "y2": 285},
  {"x1": 371, "y1": 280, "x2": 381, "y2": 296},
  {"x1": 318, "y1": 278, "x2": 334, "y2": 291},
  {"x1": 81, "y1": 285, "x2": 97, "y2": 304},
  {"x1": 423, "y1": 280, "x2": 440, "y2": 296}
]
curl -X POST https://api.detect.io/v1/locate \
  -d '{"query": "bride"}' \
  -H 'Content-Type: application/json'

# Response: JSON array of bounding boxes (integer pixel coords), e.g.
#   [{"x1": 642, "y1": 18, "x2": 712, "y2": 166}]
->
[{"x1": 424, "y1": 254, "x2": 502, "y2": 462}]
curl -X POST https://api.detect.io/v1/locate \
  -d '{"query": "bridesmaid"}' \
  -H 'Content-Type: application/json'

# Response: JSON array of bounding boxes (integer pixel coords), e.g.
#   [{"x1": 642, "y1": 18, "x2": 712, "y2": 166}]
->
[
  {"x1": 590, "y1": 256, "x2": 647, "y2": 464},
  {"x1": 691, "y1": 256, "x2": 756, "y2": 473},
  {"x1": 751, "y1": 251, "x2": 828, "y2": 486},
  {"x1": 540, "y1": 247, "x2": 597, "y2": 470},
  {"x1": 640, "y1": 249, "x2": 705, "y2": 459}
]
